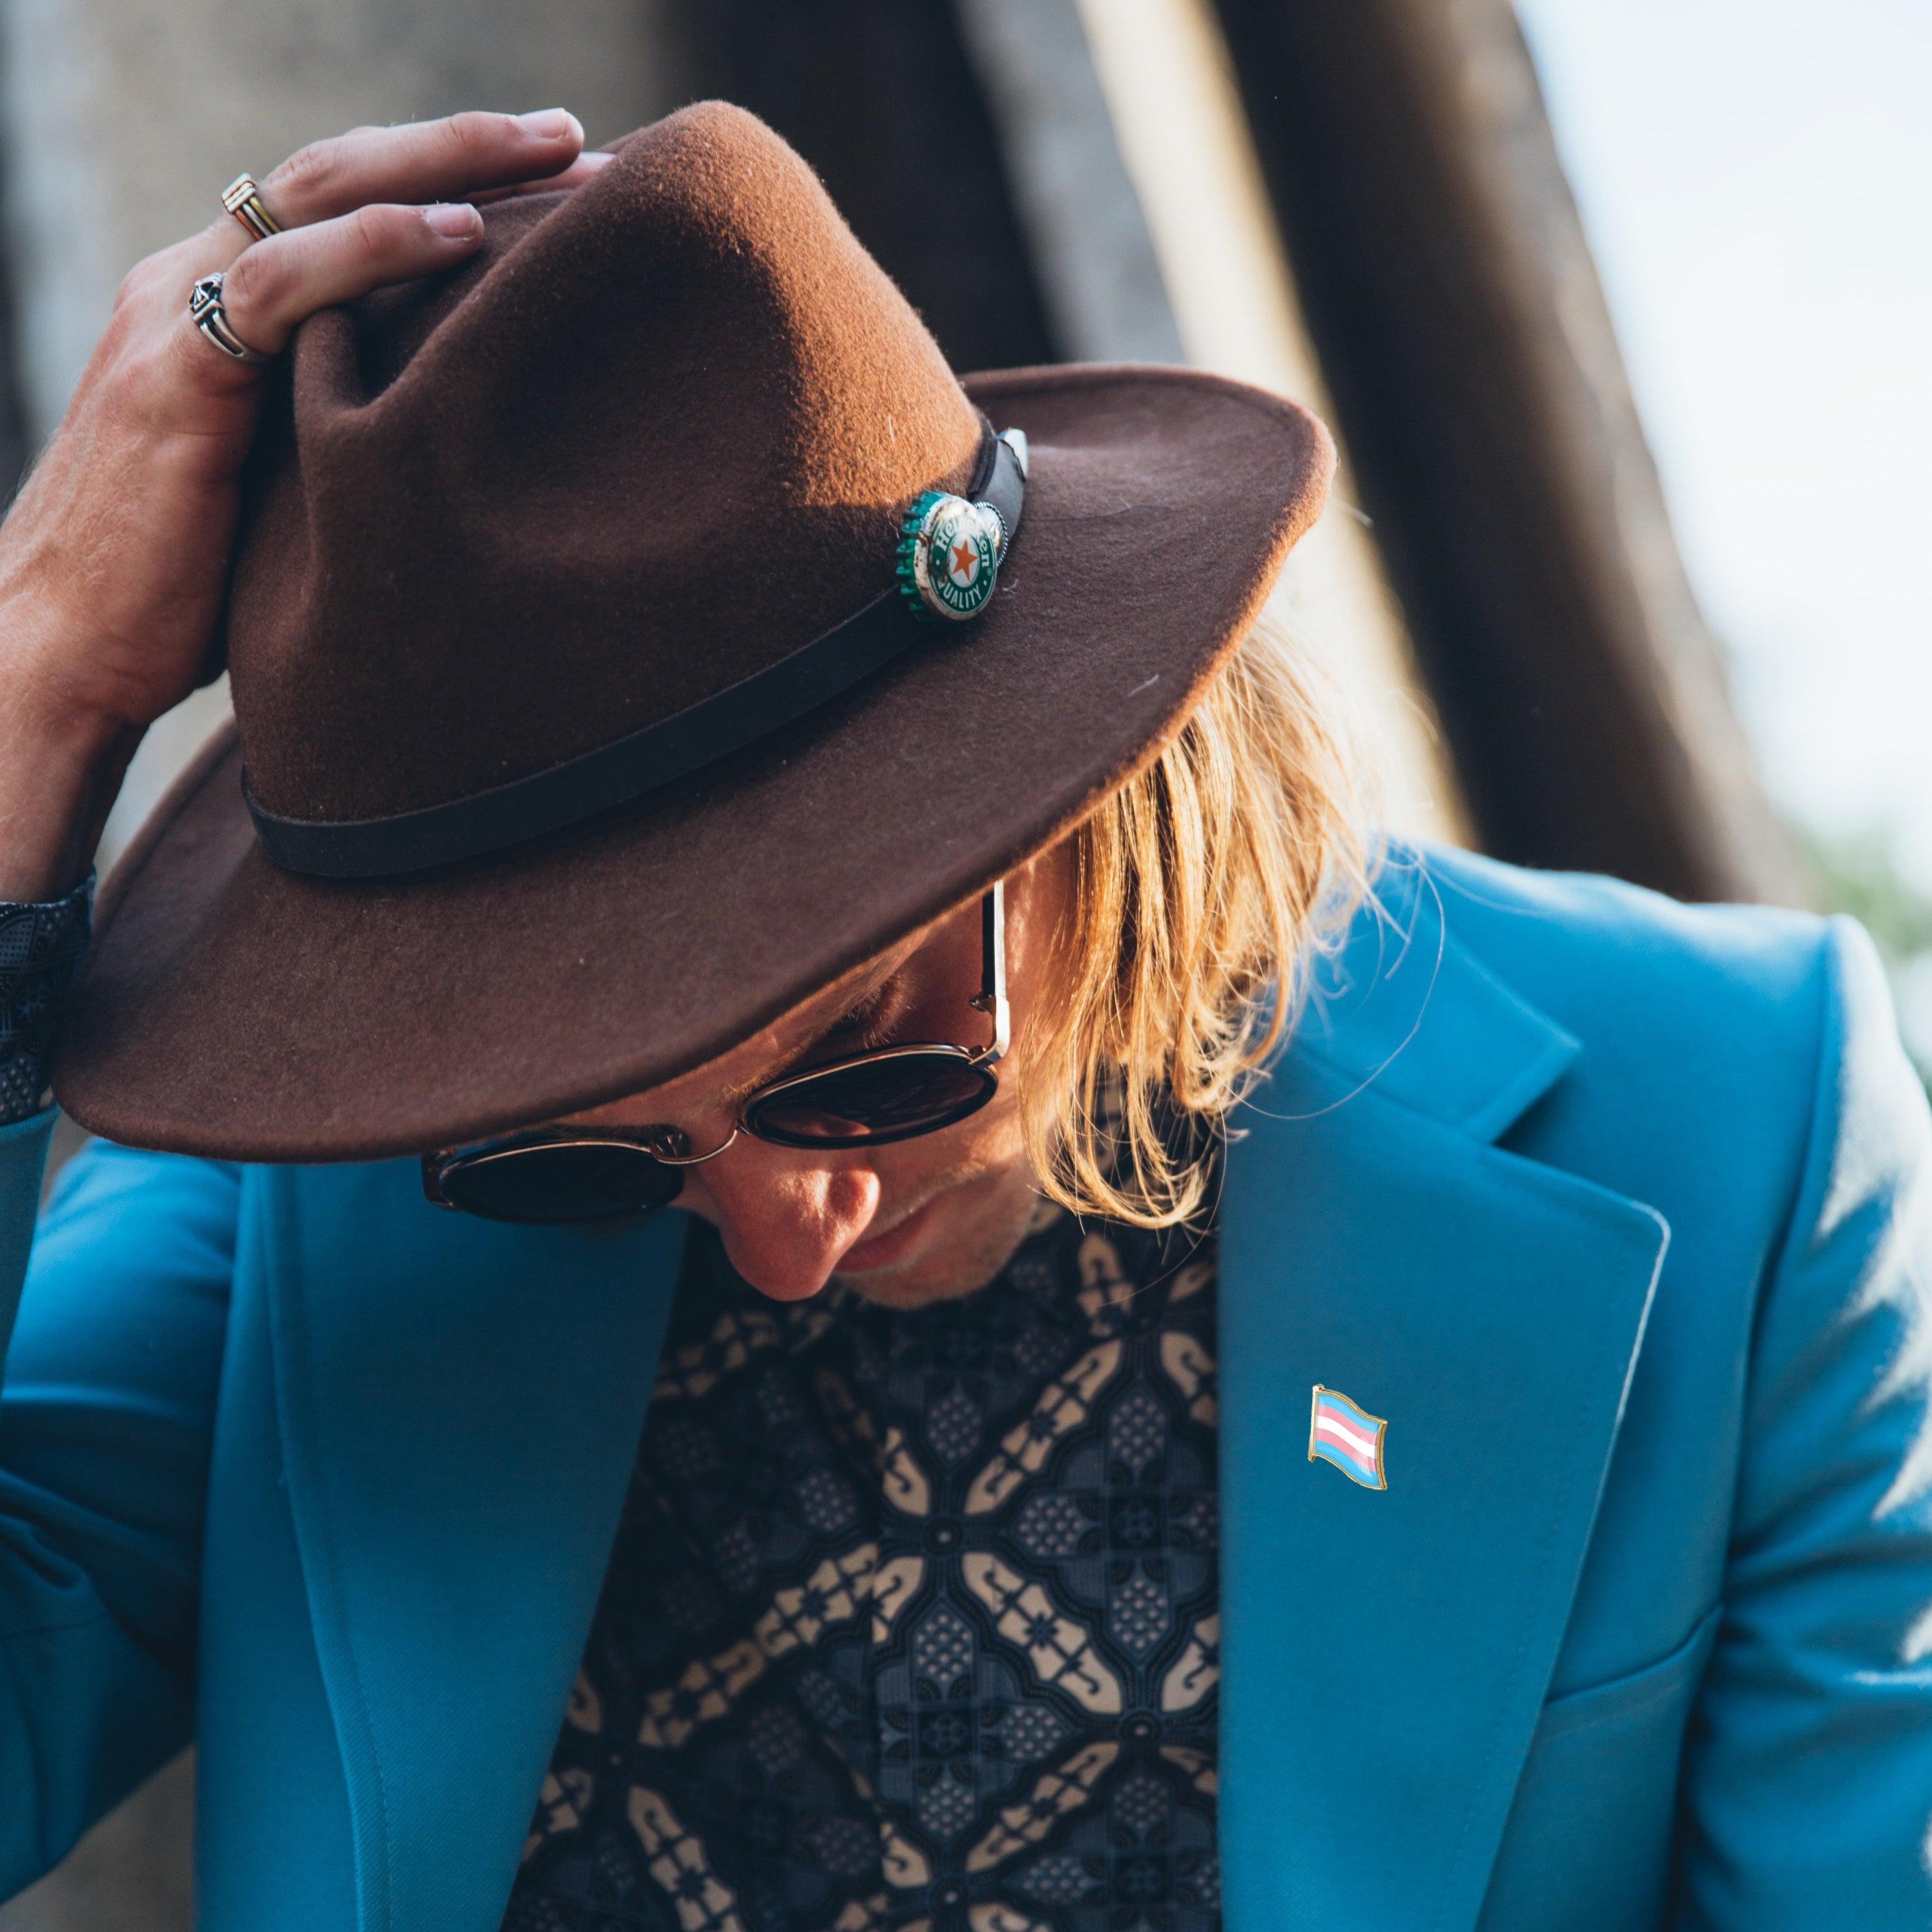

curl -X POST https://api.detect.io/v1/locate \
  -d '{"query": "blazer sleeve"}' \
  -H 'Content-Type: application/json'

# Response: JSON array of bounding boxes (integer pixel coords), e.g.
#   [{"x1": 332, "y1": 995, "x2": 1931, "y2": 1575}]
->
[
  {"x1": 1673, "y1": 918, "x2": 1932, "y2": 1928},
  {"x1": 0, "y1": 1110, "x2": 238, "y2": 1897}
]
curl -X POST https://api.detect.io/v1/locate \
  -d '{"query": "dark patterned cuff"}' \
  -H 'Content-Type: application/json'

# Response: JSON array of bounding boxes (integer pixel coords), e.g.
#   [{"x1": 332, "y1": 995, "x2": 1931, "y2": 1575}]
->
[{"x1": 0, "y1": 874, "x2": 92, "y2": 1124}]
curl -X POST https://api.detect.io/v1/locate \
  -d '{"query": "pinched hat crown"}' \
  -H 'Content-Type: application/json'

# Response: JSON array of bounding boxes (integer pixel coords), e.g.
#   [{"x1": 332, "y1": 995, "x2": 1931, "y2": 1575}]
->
[{"x1": 230, "y1": 101, "x2": 987, "y2": 838}]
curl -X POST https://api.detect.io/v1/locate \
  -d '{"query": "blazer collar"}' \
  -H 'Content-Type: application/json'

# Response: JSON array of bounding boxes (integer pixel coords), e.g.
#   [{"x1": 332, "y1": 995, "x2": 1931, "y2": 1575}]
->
[
  {"x1": 1217, "y1": 853, "x2": 1668, "y2": 1932},
  {"x1": 1286, "y1": 848, "x2": 1583, "y2": 1142}
]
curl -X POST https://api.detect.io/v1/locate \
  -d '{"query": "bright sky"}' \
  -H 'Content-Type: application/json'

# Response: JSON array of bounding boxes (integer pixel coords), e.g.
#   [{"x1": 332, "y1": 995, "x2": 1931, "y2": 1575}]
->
[{"x1": 1515, "y1": 0, "x2": 1932, "y2": 889}]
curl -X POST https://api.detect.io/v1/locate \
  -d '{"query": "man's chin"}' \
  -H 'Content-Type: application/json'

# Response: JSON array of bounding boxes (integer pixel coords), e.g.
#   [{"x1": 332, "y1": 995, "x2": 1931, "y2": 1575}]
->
[
  {"x1": 827, "y1": 1151, "x2": 1051, "y2": 1306},
  {"x1": 833, "y1": 1260, "x2": 996, "y2": 1309},
  {"x1": 832, "y1": 1223, "x2": 999, "y2": 1307}
]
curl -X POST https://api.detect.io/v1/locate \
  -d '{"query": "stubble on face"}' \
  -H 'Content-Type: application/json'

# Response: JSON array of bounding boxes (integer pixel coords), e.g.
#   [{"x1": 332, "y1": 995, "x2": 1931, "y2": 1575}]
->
[{"x1": 829, "y1": 1146, "x2": 1046, "y2": 1308}]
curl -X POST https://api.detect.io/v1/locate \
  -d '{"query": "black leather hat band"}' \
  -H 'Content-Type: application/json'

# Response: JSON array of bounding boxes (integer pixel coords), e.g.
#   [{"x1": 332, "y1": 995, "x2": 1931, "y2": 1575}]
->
[{"x1": 245, "y1": 422, "x2": 1025, "y2": 881}]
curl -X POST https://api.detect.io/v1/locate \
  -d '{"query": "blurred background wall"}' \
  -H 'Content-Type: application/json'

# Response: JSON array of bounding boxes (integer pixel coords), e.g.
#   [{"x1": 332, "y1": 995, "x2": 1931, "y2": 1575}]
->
[{"x1": 0, "y1": 0, "x2": 1922, "y2": 1922}]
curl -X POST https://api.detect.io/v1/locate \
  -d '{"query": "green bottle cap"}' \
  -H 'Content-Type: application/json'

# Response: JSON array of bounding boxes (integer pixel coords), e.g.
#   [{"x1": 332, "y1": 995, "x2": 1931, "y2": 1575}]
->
[{"x1": 897, "y1": 489, "x2": 1005, "y2": 623}]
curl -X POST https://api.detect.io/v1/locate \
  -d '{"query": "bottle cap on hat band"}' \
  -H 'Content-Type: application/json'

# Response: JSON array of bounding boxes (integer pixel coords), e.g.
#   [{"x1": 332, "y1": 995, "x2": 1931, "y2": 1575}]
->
[
  {"x1": 242, "y1": 422, "x2": 1027, "y2": 882},
  {"x1": 897, "y1": 426, "x2": 1024, "y2": 623}
]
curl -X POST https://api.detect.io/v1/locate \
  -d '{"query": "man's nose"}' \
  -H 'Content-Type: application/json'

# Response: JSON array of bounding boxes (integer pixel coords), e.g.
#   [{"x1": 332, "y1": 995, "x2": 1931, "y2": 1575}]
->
[{"x1": 695, "y1": 1144, "x2": 881, "y2": 1300}]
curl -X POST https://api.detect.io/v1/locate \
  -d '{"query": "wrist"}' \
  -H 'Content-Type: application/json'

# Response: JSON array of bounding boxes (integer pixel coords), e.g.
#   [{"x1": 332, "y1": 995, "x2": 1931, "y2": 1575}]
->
[
  {"x1": 0, "y1": 671, "x2": 134, "y2": 901},
  {"x1": 1, "y1": 678, "x2": 127, "y2": 775}
]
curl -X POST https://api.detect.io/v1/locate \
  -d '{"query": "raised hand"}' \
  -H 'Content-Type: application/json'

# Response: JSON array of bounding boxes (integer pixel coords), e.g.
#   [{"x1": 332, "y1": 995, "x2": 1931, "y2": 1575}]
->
[{"x1": 0, "y1": 109, "x2": 608, "y2": 898}]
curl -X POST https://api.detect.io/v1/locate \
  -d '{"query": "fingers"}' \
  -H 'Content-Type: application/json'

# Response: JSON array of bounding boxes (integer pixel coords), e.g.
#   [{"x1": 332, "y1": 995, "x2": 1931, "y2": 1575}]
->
[
  {"x1": 256, "y1": 108, "x2": 585, "y2": 230},
  {"x1": 209, "y1": 200, "x2": 485, "y2": 359},
  {"x1": 153, "y1": 106, "x2": 601, "y2": 391},
  {"x1": 470, "y1": 148, "x2": 617, "y2": 203}
]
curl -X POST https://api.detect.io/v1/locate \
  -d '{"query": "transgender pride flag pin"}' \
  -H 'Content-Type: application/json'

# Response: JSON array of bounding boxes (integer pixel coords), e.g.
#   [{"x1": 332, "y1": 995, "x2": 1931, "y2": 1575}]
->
[{"x1": 1308, "y1": 1384, "x2": 1388, "y2": 1490}]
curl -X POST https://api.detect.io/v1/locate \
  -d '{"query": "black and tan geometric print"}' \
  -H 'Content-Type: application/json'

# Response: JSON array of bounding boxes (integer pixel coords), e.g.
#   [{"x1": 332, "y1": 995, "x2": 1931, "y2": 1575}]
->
[{"x1": 507, "y1": 1170, "x2": 1220, "y2": 1932}]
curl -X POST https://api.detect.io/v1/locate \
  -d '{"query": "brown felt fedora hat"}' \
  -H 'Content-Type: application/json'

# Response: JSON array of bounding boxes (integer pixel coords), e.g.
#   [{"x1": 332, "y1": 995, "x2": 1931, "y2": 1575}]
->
[{"x1": 51, "y1": 101, "x2": 1333, "y2": 1162}]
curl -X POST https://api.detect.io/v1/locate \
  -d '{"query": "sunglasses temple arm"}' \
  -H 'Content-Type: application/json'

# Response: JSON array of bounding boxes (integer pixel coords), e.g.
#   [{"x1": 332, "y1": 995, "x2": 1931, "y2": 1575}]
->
[{"x1": 971, "y1": 878, "x2": 1011, "y2": 1063}]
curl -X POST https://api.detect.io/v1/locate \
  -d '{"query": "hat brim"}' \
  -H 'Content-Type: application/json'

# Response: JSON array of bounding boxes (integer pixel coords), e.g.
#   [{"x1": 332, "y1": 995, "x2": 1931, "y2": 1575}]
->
[{"x1": 52, "y1": 365, "x2": 1333, "y2": 1161}]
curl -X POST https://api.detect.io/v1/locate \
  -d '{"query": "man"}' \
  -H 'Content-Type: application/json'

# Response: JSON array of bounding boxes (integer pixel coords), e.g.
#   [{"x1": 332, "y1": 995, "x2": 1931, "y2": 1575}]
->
[{"x1": 0, "y1": 101, "x2": 1926, "y2": 1932}]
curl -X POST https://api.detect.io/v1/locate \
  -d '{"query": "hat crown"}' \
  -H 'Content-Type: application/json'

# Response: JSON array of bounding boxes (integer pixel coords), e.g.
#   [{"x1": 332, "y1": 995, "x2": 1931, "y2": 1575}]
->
[{"x1": 228, "y1": 101, "x2": 984, "y2": 826}]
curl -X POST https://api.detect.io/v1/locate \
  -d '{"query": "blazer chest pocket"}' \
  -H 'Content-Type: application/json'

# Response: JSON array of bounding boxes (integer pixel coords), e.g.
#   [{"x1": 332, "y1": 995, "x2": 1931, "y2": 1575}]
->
[{"x1": 1477, "y1": 1607, "x2": 1722, "y2": 1932}]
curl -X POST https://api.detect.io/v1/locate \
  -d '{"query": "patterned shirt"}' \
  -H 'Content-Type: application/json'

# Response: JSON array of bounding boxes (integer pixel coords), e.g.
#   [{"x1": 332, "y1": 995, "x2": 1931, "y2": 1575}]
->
[{"x1": 506, "y1": 1186, "x2": 1222, "y2": 1932}]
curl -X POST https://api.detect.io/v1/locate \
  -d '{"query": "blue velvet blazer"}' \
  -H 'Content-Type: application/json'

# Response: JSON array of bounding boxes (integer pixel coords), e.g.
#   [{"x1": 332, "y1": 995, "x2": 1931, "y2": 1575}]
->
[{"x1": 1, "y1": 845, "x2": 1928, "y2": 1931}]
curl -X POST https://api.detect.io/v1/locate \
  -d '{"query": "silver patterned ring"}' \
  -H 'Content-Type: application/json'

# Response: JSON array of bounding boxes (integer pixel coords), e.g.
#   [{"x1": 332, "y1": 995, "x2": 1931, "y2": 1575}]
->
[{"x1": 188, "y1": 272, "x2": 274, "y2": 368}]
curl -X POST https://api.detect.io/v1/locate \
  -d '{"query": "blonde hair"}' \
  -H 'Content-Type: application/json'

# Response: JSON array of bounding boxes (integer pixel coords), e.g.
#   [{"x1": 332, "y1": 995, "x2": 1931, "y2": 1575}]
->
[{"x1": 1020, "y1": 608, "x2": 1374, "y2": 1228}]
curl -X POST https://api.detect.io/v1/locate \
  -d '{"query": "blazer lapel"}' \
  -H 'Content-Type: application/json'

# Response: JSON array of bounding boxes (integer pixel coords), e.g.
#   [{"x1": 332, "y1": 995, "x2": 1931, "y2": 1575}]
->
[
  {"x1": 260, "y1": 1155, "x2": 688, "y2": 1932},
  {"x1": 1217, "y1": 864, "x2": 1669, "y2": 1932}
]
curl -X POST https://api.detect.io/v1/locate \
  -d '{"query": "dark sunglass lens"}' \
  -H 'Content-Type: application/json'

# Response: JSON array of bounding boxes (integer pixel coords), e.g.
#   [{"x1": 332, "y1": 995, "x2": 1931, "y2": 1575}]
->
[
  {"x1": 437, "y1": 1142, "x2": 683, "y2": 1223},
  {"x1": 745, "y1": 1052, "x2": 998, "y2": 1148}
]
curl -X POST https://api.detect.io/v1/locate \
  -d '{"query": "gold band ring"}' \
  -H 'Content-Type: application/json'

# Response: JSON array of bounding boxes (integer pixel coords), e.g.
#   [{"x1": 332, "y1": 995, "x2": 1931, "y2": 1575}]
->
[{"x1": 220, "y1": 173, "x2": 281, "y2": 242}]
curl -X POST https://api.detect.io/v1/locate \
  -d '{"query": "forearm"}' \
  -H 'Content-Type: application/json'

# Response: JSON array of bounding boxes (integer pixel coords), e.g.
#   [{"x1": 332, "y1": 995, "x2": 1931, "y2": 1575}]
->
[
  {"x1": 0, "y1": 588, "x2": 143, "y2": 901},
  {"x1": 0, "y1": 1132, "x2": 237, "y2": 1898}
]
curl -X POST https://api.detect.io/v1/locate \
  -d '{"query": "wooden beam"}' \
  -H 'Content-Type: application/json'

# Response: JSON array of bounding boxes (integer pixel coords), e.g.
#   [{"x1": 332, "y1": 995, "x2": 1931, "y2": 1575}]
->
[{"x1": 1209, "y1": 0, "x2": 1795, "y2": 900}]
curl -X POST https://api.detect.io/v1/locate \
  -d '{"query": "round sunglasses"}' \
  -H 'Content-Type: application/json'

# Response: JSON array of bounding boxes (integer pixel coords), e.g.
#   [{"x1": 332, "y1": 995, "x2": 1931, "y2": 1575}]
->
[{"x1": 421, "y1": 883, "x2": 1009, "y2": 1224}]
